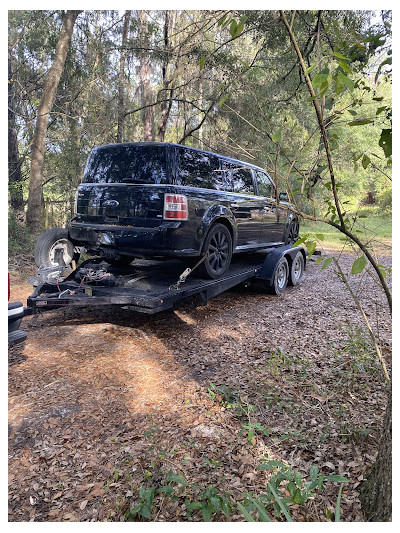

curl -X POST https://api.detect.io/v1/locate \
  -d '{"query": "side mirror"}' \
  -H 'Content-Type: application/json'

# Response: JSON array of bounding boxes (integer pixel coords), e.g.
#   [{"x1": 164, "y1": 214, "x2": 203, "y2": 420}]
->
[{"x1": 279, "y1": 191, "x2": 289, "y2": 202}]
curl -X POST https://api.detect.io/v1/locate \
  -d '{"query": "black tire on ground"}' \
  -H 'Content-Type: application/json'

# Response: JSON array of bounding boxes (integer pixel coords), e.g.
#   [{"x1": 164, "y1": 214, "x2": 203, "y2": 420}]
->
[
  {"x1": 288, "y1": 250, "x2": 305, "y2": 286},
  {"x1": 196, "y1": 223, "x2": 233, "y2": 279},
  {"x1": 267, "y1": 256, "x2": 289, "y2": 295},
  {"x1": 34, "y1": 227, "x2": 79, "y2": 268},
  {"x1": 285, "y1": 220, "x2": 299, "y2": 245}
]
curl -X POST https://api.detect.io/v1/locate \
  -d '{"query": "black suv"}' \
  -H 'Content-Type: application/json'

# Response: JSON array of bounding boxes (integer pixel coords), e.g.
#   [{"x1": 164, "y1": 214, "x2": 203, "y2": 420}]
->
[{"x1": 35, "y1": 142, "x2": 299, "y2": 279}]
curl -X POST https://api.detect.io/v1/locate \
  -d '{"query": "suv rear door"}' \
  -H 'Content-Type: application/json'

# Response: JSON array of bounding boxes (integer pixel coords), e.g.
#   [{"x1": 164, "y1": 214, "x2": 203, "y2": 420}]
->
[
  {"x1": 224, "y1": 163, "x2": 264, "y2": 247},
  {"x1": 254, "y1": 170, "x2": 285, "y2": 243}
]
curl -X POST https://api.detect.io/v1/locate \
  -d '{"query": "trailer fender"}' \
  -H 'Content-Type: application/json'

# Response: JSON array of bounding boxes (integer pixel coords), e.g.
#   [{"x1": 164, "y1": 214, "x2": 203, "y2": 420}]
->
[{"x1": 258, "y1": 245, "x2": 306, "y2": 285}]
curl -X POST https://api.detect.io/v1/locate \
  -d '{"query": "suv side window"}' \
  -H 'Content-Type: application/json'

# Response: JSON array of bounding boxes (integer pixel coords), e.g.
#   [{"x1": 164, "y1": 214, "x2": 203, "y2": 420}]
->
[
  {"x1": 178, "y1": 148, "x2": 224, "y2": 190},
  {"x1": 255, "y1": 170, "x2": 275, "y2": 198},
  {"x1": 224, "y1": 163, "x2": 255, "y2": 195}
]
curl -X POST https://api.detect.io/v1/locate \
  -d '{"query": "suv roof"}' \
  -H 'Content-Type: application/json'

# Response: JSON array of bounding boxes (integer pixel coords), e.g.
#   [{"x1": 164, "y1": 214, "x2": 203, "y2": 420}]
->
[{"x1": 94, "y1": 142, "x2": 268, "y2": 174}]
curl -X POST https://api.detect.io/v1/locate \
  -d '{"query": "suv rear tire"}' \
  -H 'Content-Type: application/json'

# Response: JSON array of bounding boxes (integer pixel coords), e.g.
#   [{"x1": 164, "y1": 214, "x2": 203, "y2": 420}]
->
[
  {"x1": 285, "y1": 221, "x2": 299, "y2": 245},
  {"x1": 34, "y1": 228, "x2": 79, "y2": 268},
  {"x1": 196, "y1": 223, "x2": 233, "y2": 279}
]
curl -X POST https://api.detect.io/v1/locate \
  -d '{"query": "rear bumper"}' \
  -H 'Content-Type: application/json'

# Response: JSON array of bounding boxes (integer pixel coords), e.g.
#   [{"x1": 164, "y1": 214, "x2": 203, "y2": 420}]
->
[{"x1": 69, "y1": 222, "x2": 200, "y2": 257}]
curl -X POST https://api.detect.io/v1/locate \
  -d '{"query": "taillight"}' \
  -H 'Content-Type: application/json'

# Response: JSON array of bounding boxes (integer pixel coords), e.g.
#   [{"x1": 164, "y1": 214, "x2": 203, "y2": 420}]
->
[{"x1": 163, "y1": 194, "x2": 188, "y2": 220}]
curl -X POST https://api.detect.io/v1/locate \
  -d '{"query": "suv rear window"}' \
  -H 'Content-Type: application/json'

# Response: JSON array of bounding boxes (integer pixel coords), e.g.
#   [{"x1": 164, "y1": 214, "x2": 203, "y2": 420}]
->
[
  {"x1": 83, "y1": 145, "x2": 169, "y2": 184},
  {"x1": 224, "y1": 164, "x2": 255, "y2": 195},
  {"x1": 177, "y1": 148, "x2": 224, "y2": 190}
]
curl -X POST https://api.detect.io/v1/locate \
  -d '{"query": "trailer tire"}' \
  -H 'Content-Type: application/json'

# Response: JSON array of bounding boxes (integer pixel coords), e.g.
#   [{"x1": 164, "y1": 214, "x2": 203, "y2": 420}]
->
[
  {"x1": 267, "y1": 256, "x2": 289, "y2": 295},
  {"x1": 288, "y1": 250, "x2": 304, "y2": 286},
  {"x1": 34, "y1": 228, "x2": 79, "y2": 268},
  {"x1": 196, "y1": 223, "x2": 233, "y2": 279}
]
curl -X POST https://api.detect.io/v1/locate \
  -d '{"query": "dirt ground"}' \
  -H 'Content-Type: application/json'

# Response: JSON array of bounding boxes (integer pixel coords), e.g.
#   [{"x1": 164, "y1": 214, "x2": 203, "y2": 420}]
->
[{"x1": 8, "y1": 250, "x2": 391, "y2": 522}]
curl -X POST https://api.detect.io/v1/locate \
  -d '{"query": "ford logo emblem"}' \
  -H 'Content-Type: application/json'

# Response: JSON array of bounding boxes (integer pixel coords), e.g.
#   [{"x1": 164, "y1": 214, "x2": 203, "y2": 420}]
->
[{"x1": 103, "y1": 200, "x2": 119, "y2": 207}]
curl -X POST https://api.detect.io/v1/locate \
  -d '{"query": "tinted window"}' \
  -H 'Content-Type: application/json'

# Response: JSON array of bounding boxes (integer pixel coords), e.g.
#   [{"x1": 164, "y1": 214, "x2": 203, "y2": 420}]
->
[
  {"x1": 83, "y1": 145, "x2": 168, "y2": 184},
  {"x1": 255, "y1": 170, "x2": 274, "y2": 198},
  {"x1": 224, "y1": 164, "x2": 255, "y2": 195},
  {"x1": 177, "y1": 148, "x2": 224, "y2": 190}
]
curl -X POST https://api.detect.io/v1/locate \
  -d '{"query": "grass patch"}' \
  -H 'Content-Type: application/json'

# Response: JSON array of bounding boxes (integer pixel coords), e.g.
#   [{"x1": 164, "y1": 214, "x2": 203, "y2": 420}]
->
[{"x1": 300, "y1": 207, "x2": 391, "y2": 251}]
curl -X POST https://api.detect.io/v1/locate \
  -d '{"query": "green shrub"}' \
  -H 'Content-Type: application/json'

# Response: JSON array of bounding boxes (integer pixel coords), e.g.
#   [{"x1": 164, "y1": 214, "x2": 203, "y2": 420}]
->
[
  {"x1": 377, "y1": 188, "x2": 391, "y2": 212},
  {"x1": 8, "y1": 210, "x2": 35, "y2": 257}
]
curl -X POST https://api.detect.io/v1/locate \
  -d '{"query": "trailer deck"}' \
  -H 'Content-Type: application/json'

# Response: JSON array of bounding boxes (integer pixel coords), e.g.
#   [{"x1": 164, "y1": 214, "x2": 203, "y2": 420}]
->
[{"x1": 26, "y1": 246, "x2": 307, "y2": 315}]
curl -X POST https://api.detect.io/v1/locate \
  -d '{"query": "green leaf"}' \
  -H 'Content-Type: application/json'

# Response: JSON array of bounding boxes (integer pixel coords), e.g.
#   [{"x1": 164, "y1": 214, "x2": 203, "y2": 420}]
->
[
  {"x1": 309, "y1": 465, "x2": 319, "y2": 481},
  {"x1": 268, "y1": 482, "x2": 293, "y2": 522},
  {"x1": 167, "y1": 472, "x2": 188, "y2": 486},
  {"x1": 351, "y1": 256, "x2": 367, "y2": 275},
  {"x1": 336, "y1": 71, "x2": 354, "y2": 92},
  {"x1": 333, "y1": 50, "x2": 350, "y2": 60},
  {"x1": 185, "y1": 500, "x2": 203, "y2": 510},
  {"x1": 306, "y1": 241, "x2": 317, "y2": 258},
  {"x1": 217, "y1": 14, "x2": 227, "y2": 27},
  {"x1": 361, "y1": 154, "x2": 371, "y2": 169},
  {"x1": 321, "y1": 257, "x2": 333, "y2": 270},
  {"x1": 379, "y1": 128, "x2": 392, "y2": 158},
  {"x1": 202, "y1": 505, "x2": 212, "y2": 522},
  {"x1": 337, "y1": 60, "x2": 352, "y2": 74},
  {"x1": 237, "y1": 502, "x2": 255, "y2": 522},
  {"x1": 315, "y1": 233, "x2": 325, "y2": 241},
  {"x1": 312, "y1": 72, "x2": 328, "y2": 88},
  {"x1": 200, "y1": 55, "x2": 206, "y2": 70},
  {"x1": 292, "y1": 235, "x2": 308, "y2": 247},
  {"x1": 247, "y1": 428, "x2": 255, "y2": 444},
  {"x1": 247, "y1": 497, "x2": 272, "y2": 522},
  {"x1": 139, "y1": 505, "x2": 152, "y2": 520},
  {"x1": 218, "y1": 94, "x2": 229, "y2": 107},
  {"x1": 229, "y1": 19, "x2": 238, "y2": 38},
  {"x1": 257, "y1": 459, "x2": 285, "y2": 471},
  {"x1": 272, "y1": 128, "x2": 281, "y2": 143},
  {"x1": 348, "y1": 118, "x2": 374, "y2": 126},
  {"x1": 158, "y1": 485, "x2": 174, "y2": 496},
  {"x1": 335, "y1": 484, "x2": 344, "y2": 522},
  {"x1": 210, "y1": 496, "x2": 221, "y2": 513}
]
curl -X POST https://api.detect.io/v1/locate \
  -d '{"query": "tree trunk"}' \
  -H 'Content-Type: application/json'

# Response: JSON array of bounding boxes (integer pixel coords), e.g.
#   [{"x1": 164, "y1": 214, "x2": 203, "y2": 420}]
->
[
  {"x1": 8, "y1": 50, "x2": 24, "y2": 212},
  {"x1": 26, "y1": 10, "x2": 81, "y2": 233},
  {"x1": 117, "y1": 10, "x2": 131, "y2": 143},
  {"x1": 137, "y1": 10, "x2": 154, "y2": 142},
  {"x1": 156, "y1": 10, "x2": 175, "y2": 142},
  {"x1": 360, "y1": 392, "x2": 392, "y2": 521}
]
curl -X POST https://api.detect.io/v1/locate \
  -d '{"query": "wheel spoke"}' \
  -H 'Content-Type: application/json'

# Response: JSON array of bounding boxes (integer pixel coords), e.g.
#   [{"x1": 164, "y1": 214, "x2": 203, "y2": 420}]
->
[{"x1": 209, "y1": 254, "x2": 218, "y2": 269}]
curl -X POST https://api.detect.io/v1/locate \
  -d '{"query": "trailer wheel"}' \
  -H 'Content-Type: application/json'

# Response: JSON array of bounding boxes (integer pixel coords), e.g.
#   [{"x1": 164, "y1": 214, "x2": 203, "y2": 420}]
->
[
  {"x1": 268, "y1": 256, "x2": 289, "y2": 295},
  {"x1": 34, "y1": 228, "x2": 79, "y2": 268},
  {"x1": 288, "y1": 250, "x2": 304, "y2": 286},
  {"x1": 196, "y1": 223, "x2": 233, "y2": 279}
]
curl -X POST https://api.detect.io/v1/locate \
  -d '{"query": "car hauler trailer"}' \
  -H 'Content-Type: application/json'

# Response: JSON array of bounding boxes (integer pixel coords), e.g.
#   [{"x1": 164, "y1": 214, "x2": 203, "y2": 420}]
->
[{"x1": 26, "y1": 245, "x2": 307, "y2": 316}]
